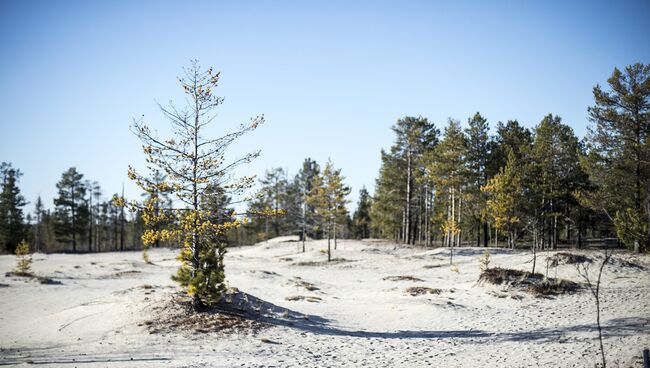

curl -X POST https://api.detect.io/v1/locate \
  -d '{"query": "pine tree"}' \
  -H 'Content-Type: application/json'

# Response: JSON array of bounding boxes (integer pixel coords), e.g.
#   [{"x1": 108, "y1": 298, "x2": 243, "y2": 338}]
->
[
  {"x1": 530, "y1": 114, "x2": 588, "y2": 250},
  {"x1": 465, "y1": 112, "x2": 491, "y2": 247},
  {"x1": 352, "y1": 187, "x2": 372, "y2": 239},
  {"x1": 328, "y1": 164, "x2": 351, "y2": 250},
  {"x1": 482, "y1": 150, "x2": 523, "y2": 249},
  {"x1": 584, "y1": 63, "x2": 650, "y2": 252},
  {"x1": 371, "y1": 117, "x2": 438, "y2": 244},
  {"x1": 14, "y1": 239, "x2": 32, "y2": 275},
  {"x1": 53, "y1": 167, "x2": 88, "y2": 252},
  {"x1": 427, "y1": 119, "x2": 468, "y2": 249},
  {"x1": 259, "y1": 168, "x2": 289, "y2": 238},
  {"x1": 33, "y1": 196, "x2": 45, "y2": 252},
  {"x1": 307, "y1": 160, "x2": 350, "y2": 261},
  {"x1": 296, "y1": 158, "x2": 321, "y2": 247},
  {"x1": 107, "y1": 195, "x2": 120, "y2": 250},
  {"x1": 125, "y1": 61, "x2": 264, "y2": 309},
  {"x1": 84, "y1": 180, "x2": 101, "y2": 252},
  {"x1": 487, "y1": 120, "x2": 532, "y2": 175},
  {"x1": 371, "y1": 149, "x2": 407, "y2": 241},
  {"x1": 0, "y1": 163, "x2": 27, "y2": 253},
  {"x1": 284, "y1": 177, "x2": 304, "y2": 238}
]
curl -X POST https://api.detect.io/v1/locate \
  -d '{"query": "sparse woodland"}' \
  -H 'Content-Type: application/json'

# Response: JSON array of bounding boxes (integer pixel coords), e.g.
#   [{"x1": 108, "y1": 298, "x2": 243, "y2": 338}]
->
[
  {"x1": 1, "y1": 63, "x2": 648, "y2": 257},
  {"x1": 0, "y1": 63, "x2": 645, "y2": 285}
]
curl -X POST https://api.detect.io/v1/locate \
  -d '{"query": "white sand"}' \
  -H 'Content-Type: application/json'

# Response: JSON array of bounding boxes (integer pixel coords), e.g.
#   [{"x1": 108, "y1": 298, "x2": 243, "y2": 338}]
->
[{"x1": 1, "y1": 237, "x2": 649, "y2": 367}]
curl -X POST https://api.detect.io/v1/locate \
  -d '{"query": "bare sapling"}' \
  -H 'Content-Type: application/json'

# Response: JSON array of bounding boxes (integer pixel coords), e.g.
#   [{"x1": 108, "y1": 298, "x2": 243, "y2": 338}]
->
[{"x1": 575, "y1": 249, "x2": 612, "y2": 368}]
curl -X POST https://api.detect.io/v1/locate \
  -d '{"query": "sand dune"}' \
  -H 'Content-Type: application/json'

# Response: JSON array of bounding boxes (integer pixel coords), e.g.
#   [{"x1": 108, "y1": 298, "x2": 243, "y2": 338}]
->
[{"x1": 1, "y1": 238, "x2": 649, "y2": 367}]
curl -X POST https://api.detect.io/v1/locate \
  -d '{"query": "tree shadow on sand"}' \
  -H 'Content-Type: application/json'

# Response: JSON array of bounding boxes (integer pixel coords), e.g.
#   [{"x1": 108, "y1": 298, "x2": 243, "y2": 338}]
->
[{"x1": 219, "y1": 291, "x2": 649, "y2": 342}]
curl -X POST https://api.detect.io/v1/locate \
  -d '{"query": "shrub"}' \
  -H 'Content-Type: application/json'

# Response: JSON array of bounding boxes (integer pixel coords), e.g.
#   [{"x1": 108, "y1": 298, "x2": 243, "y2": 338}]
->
[
  {"x1": 478, "y1": 250, "x2": 491, "y2": 272},
  {"x1": 14, "y1": 240, "x2": 32, "y2": 276}
]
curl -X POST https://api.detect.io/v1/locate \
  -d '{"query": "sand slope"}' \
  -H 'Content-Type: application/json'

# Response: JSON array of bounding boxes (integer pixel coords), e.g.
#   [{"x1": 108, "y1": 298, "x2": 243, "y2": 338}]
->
[{"x1": 1, "y1": 238, "x2": 649, "y2": 367}]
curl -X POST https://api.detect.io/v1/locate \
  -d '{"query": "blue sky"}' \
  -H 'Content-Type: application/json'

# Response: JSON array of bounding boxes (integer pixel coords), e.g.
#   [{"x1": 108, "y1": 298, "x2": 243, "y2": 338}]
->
[{"x1": 1, "y1": 0, "x2": 649, "y2": 214}]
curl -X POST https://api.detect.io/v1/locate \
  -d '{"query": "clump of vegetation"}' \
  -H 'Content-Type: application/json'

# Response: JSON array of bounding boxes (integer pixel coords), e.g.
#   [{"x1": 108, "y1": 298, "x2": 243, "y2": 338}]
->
[
  {"x1": 291, "y1": 277, "x2": 319, "y2": 291},
  {"x1": 548, "y1": 252, "x2": 592, "y2": 267},
  {"x1": 383, "y1": 275, "x2": 424, "y2": 282},
  {"x1": 6, "y1": 240, "x2": 62, "y2": 285},
  {"x1": 609, "y1": 256, "x2": 644, "y2": 269},
  {"x1": 285, "y1": 295, "x2": 321, "y2": 302},
  {"x1": 405, "y1": 286, "x2": 441, "y2": 296},
  {"x1": 479, "y1": 267, "x2": 580, "y2": 296},
  {"x1": 478, "y1": 250, "x2": 491, "y2": 272},
  {"x1": 293, "y1": 258, "x2": 350, "y2": 266},
  {"x1": 450, "y1": 264, "x2": 460, "y2": 273},
  {"x1": 14, "y1": 240, "x2": 32, "y2": 276}
]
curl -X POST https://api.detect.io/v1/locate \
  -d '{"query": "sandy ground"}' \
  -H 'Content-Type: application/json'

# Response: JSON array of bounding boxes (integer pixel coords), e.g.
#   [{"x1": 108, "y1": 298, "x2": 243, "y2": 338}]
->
[{"x1": 1, "y1": 237, "x2": 649, "y2": 367}]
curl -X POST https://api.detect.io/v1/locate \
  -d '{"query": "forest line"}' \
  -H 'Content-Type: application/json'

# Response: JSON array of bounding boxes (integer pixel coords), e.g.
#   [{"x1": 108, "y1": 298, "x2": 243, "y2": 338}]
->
[{"x1": 0, "y1": 62, "x2": 648, "y2": 256}]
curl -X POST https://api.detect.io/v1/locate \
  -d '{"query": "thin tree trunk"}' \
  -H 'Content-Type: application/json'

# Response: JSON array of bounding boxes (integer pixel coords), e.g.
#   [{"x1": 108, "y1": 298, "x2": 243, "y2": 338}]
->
[
  {"x1": 71, "y1": 182, "x2": 76, "y2": 253},
  {"x1": 483, "y1": 221, "x2": 488, "y2": 247},
  {"x1": 578, "y1": 220, "x2": 583, "y2": 249},
  {"x1": 423, "y1": 184, "x2": 427, "y2": 246},
  {"x1": 301, "y1": 200, "x2": 306, "y2": 253},
  {"x1": 401, "y1": 208, "x2": 406, "y2": 244},
  {"x1": 405, "y1": 147, "x2": 412, "y2": 245},
  {"x1": 532, "y1": 224, "x2": 537, "y2": 274},
  {"x1": 88, "y1": 193, "x2": 92, "y2": 253},
  {"x1": 120, "y1": 185, "x2": 125, "y2": 252},
  {"x1": 595, "y1": 251, "x2": 611, "y2": 368},
  {"x1": 191, "y1": 96, "x2": 201, "y2": 310},
  {"x1": 457, "y1": 186, "x2": 462, "y2": 247},
  {"x1": 552, "y1": 215, "x2": 557, "y2": 250},
  {"x1": 327, "y1": 219, "x2": 332, "y2": 262}
]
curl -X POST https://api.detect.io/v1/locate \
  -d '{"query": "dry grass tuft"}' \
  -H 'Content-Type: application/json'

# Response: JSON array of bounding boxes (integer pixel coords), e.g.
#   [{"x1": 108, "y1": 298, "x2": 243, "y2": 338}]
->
[
  {"x1": 285, "y1": 295, "x2": 322, "y2": 302},
  {"x1": 479, "y1": 267, "x2": 580, "y2": 297},
  {"x1": 548, "y1": 252, "x2": 592, "y2": 267},
  {"x1": 292, "y1": 258, "x2": 350, "y2": 266},
  {"x1": 405, "y1": 286, "x2": 442, "y2": 296},
  {"x1": 5, "y1": 271, "x2": 62, "y2": 285},
  {"x1": 383, "y1": 275, "x2": 425, "y2": 282},
  {"x1": 291, "y1": 277, "x2": 319, "y2": 291}
]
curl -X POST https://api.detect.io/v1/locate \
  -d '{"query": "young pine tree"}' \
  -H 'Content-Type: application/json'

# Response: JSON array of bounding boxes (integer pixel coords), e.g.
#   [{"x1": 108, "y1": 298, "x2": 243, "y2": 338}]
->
[
  {"x1": 307, "y1": 160, "x2": 350, "y2": 261},
  {"x1": 14, "y1": 239, "x2": 32, "y2": 276},
  {"x1": 125, "y1": 61, "x2": 264, "y2": 309},
  {"x1": 482, "y1": 150, "x2": 523, "y2": 249}
]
